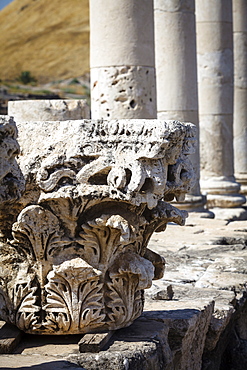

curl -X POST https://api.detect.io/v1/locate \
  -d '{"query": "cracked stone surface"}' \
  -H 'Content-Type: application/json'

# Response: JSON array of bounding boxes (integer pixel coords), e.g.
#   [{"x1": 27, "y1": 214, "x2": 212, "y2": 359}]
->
[
  {"x1": 8, "y1": 99, "x2": 90, "y2": 122},
  {"x1": 1, "y1": 216, "x2": 247, "y2": 369},
  {"x1": 91, "y1": 66, "x2": 156, "y2": 119},
  {"x1": 0, "y1": 118, "x2": 196, "y2": 335},
  {"x1": 0, "y1": 117, "x2": 246, "y2": 368}
]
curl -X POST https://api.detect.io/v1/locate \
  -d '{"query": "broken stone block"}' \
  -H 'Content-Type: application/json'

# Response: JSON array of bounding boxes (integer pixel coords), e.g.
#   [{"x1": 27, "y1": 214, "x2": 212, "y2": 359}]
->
[
  {"x1": 0, "y1": 116, "x2": 24, "y2": 204},
  {"x1": 8, "y1": 99, "x2": 90, "y2": 122},
  {"x1": 0, "y1": 119, "x2": 196, "y2": 335},
  {"x1": 0, "y1": 116, "x2": 25, "y2": 240}
]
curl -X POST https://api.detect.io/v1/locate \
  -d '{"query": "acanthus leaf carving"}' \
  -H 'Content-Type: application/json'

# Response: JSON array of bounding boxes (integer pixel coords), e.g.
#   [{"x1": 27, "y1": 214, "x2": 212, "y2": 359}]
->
[
  {"x1": 77, "y1": 213, "x2": 139, "y2": 270},
  {"x1": 106, "y1": 252, "x2": 154, "y2": 328},
  {"x1": 11, "y1": 205, "x2": 73, "y2": 268},
  {"x1": 14, "y1": 280, "x2": 39, "y2": 332},
  {"x1": 0, "y1": 119, "x2": 196, "y2": 334},
  {"x1": 44, "y1": 258, "x2": 105, "y2": 334}
]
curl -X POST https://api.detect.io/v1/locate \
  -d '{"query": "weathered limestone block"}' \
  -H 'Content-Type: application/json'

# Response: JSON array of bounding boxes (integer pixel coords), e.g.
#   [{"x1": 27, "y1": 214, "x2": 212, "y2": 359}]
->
[
  {"x1": 90, "y1": 0, "x2": 156, "y2": 119},
  {"x1": 0, "y1": 116, "x2": 24, "y2": 203},
  {"x1": 91, "y1": 66, "x2": 156, "y2": 120},
  {"x1": 0, "y1": 119, "x2": 196, "y2": 335},
  {"x1": 68, "y1": 302, "x2": 214, "y2": 370},
  {"x1": 0, "y1": 116, "x2": 25, "y2": 239},
  {"x1": 8, "y1": 99, "x2": 90, "y2": 122}
]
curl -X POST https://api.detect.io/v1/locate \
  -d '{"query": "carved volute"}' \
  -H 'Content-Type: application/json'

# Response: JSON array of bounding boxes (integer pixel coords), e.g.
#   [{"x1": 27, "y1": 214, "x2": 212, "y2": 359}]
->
[{"x1": 0, "y1": 118, "x2": 196, "y2": 334}]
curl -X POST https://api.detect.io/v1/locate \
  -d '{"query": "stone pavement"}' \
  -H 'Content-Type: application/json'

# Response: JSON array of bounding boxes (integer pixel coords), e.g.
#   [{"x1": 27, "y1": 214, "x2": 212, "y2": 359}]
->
[{"x1": 0, "y1": 214, "x2": 247, "y2": 369}]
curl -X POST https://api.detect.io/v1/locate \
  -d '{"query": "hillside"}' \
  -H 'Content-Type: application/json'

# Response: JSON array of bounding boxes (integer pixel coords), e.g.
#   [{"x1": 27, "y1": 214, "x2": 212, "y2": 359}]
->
[{"x1": 0, "y1": 0, "x2": 89, "y2": 83}]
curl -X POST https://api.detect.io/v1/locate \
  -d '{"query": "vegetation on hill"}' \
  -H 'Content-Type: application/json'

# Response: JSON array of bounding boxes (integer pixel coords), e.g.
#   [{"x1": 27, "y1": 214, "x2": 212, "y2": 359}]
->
[{"x1": 0, "y1": 0, "x2": 89, "y2": 83}]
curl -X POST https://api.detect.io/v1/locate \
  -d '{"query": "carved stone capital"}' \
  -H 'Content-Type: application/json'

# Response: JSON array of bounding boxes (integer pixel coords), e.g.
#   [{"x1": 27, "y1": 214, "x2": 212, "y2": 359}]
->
[{"x1": 0, "y1": 119, "x2": 196, "y2": 334}]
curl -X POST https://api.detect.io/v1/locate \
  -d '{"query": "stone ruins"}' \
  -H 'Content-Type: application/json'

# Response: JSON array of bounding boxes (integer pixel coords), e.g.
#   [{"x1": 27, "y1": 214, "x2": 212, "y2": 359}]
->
[
  {"x1": 0, "y1": 116, "x2": 196, "y2": 335},
  {"x1": 0, "y1": 0, "x2": 247, "y2": 369}
]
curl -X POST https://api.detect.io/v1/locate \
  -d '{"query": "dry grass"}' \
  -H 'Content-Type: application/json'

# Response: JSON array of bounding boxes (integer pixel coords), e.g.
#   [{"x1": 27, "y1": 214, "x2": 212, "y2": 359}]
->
[{"x1": 0, "y1": 0, "x2": 89, "y2": 83}]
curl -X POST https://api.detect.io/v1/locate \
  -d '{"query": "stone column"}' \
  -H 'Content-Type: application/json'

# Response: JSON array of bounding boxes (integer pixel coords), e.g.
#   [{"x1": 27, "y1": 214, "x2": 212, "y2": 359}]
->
[
  {"x1": 90, "y1": 0, "x2": 157, "y2": 119},
  {"x1": 196, "y1": 0, "x2": 246, "y2": 212},
  {"x1": 154, "y1": 0, "x2": 210, "y2": 215},
  {"x1": 233, "y1": 0, "x2": 247, "y2": 197},
  {"x1": 8, "y1": 99, "x2": 90, "y2": 122}
]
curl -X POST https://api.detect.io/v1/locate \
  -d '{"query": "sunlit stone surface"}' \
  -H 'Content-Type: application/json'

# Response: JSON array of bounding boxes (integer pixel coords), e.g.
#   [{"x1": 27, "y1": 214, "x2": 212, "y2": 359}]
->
[{"x1": 0, "y1": 118, "x2": 196, "y2": 335}]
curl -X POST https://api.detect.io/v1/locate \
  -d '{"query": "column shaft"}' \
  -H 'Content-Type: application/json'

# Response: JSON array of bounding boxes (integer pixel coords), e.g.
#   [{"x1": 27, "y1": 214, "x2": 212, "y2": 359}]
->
[
  {"x1": 154, "y1": 0, "x2": 207, "y2": 213},
  {"x1": 196, "y1": 0, "x2": 245, "y2": 208},
  {"x1": 90, "y1": 0, "x2": 157, "y2": 119},
  {"x1": 233, "y1": 0, "x2": 247, "y2": 195}
]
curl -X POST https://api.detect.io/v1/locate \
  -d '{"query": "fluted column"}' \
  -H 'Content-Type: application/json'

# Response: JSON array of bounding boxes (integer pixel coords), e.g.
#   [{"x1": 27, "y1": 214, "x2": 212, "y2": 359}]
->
[
  {"x1": 90, "y1": 0, "x2": 157, "y2": 119},
  {"x1": 233, "y1": 0, "x2": 247, "y2": 197},
  {"x1": 196, "y1": 0, "x2": 245, "y2": 210},
  {"x1": 154, "y1": 0, "x2": 209, "y2": 215}
]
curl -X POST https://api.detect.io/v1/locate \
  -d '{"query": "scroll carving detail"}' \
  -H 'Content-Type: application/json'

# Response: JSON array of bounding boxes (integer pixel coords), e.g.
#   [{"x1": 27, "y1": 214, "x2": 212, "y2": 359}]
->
[{"x1": 0, "y1": 119, "x2": 196, "y2": 334}]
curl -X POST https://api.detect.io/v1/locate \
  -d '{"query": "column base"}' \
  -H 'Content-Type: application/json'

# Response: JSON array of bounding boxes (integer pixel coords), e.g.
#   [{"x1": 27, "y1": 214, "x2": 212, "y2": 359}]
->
[
  {"x1": 210, "y1": 207, "x2": 247, "y2": 221},
  {"x1": 175, "y1": 194, "x2": 215, "y2": 218},
  {"x1": 235, "y1": 173, "x2": 247, "y2": 199},
  {"x1": 201, "y1": 179, "x2": 246, "y2": 208},
  {"x1": 205, "y1": 194, "x2": 246, "y2": 208}
]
